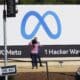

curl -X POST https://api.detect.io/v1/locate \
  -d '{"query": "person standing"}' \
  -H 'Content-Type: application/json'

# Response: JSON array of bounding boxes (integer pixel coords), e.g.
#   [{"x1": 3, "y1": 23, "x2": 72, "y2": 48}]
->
[{"x1": 29, "y1": 37, "x2": 42, "y2": 69}]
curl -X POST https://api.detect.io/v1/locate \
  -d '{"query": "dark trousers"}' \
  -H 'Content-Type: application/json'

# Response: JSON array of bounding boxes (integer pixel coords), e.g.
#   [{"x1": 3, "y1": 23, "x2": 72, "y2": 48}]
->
[
  {"x1": 36, "y1": 54, "x2": 42, "y2": 66},
  {"x1": 30, "y1": 53, "x2": 42, "y2": 68},
  {"x1": 30, "y1": 54, "x2": 37, "y2": 68}
]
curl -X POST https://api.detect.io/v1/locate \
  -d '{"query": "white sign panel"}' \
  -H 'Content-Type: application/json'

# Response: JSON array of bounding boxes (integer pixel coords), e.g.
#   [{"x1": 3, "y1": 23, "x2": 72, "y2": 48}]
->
[{"x1": 0, "y1": 5, "x2": 80, "y2": 45}]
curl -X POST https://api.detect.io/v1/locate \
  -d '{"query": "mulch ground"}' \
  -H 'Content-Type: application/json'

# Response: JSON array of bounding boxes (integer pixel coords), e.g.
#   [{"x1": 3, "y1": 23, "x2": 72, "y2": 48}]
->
[{"x1": 4, "y1": 72, "x2": 75, "y2": 80}]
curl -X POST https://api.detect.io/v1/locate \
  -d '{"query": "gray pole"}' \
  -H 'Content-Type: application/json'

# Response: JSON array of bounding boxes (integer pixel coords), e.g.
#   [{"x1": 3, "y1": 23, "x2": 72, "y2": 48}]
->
[{"x1": 3, "y1": 0, "x2": 8, "y2": 80}]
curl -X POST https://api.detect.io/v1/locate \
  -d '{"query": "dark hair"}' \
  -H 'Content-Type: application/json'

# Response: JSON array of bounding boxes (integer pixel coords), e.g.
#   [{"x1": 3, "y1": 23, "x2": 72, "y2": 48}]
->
[
  {"x1": 32, "y1": 38, "x2": 38, "y2": 44},
  {"x1": 31, "y1": 38, "x2": 37, "y2": 48}
]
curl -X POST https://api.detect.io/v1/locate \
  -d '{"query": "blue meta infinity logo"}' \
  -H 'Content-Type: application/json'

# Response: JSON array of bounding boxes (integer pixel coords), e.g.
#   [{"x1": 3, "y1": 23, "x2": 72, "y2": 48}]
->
[{"x1": 21, "y1": 11, "x2": 62, "y2": 39}]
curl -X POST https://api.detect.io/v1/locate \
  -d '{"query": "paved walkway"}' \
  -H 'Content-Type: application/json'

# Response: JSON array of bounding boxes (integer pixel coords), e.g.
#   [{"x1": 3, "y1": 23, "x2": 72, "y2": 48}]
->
[{"x1": 0, "y1": 58, "x2": 80, "y2": 73}]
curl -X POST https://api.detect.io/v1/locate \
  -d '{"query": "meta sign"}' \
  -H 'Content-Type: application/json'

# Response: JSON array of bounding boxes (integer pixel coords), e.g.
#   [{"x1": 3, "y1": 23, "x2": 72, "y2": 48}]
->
[
  {"x1": 0, "y1": 5, "x2": 80, "y2": 58},
  {"x1": 21, "y1": 11, "x2": 61, "y2": 39}
]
